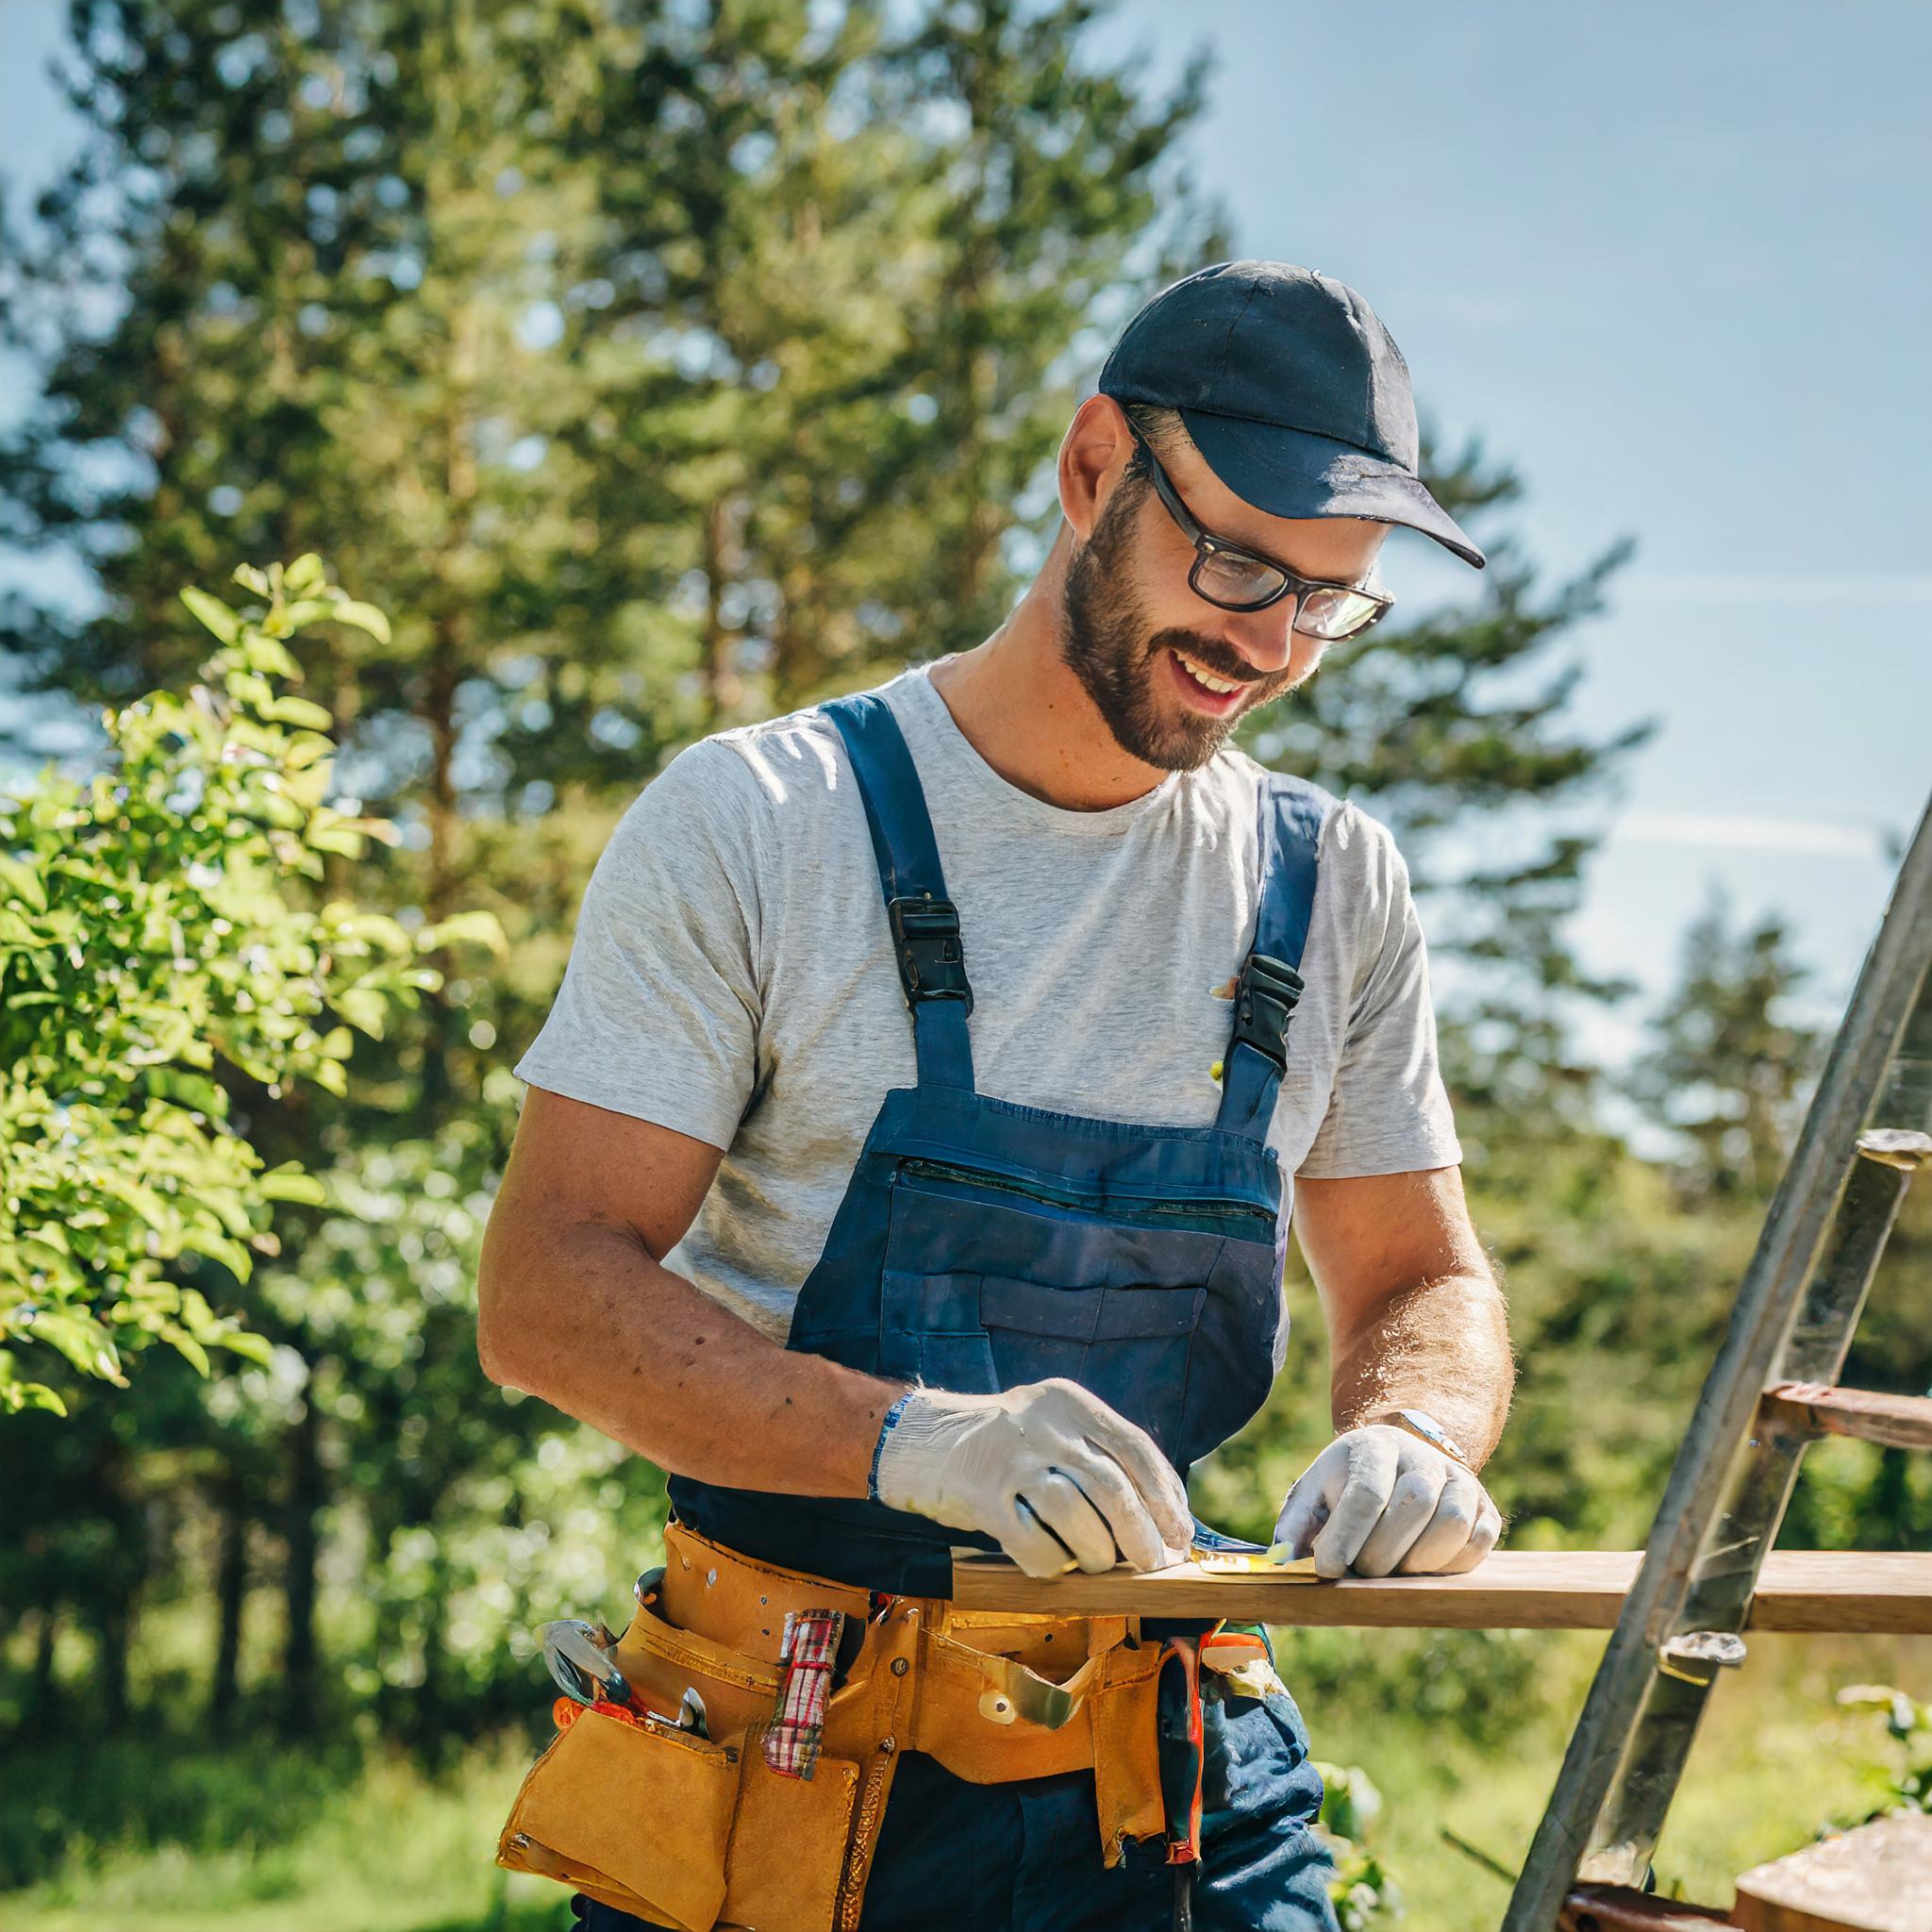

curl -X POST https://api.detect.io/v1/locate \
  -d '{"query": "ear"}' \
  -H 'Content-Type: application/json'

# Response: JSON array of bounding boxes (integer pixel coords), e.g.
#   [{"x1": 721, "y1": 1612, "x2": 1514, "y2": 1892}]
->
[{"x1": 1057, "y1": 394, "x2": 1136, "y2": 543}]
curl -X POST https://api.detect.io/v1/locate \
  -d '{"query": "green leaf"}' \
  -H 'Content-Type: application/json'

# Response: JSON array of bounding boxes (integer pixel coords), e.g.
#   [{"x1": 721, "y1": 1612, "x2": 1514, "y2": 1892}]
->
[
  {"x1": 283, "y1": 553, "x2": 325, "y2": 593},
  {"x1": 267, "y1": 695, "x2": 335, "y2": 730},
  {"x1": 159, "y1": 1320, "x2": 211, "y2": 1378},
  {"x1": 330, "y1": 599, "x2": 392, "y2": 644},
  {"x1": 216, "y1": 1328, "x2": 275, "y2": 1367},
  {"x1": 180, "y1": 586, "x2": 240, "y2": 644},
  {"x1": 25, "y1": 1308, "x2": 125, "y2": 1382},
  {"x1": 334, "y1": 986, "x2": 390, "y2": 1040},
  {"x1": 175, "y1": 1224, "x2": 255, "y2": 1283},
  {"x1": 0, "y1": 853, "x2": 49, "y2": 912},
  {"x1": 329, "y1": 910, "x2": 410, "y2": 951},
  {"x1": 259, "y1": 1165, "x2": 327, "y2": 1205},
  {"x1": 419, "y1": 909, "x2": 508, "y2": 956},
  {"x1": 240, "y1": 629, "x2": 301, "y2": 679},
  {"x1": 279, "y1": 598, "x2": 338, "y2": 635},
  {"x1": 0, "y1": 1377, "x2": 69, "y2": 1417}
]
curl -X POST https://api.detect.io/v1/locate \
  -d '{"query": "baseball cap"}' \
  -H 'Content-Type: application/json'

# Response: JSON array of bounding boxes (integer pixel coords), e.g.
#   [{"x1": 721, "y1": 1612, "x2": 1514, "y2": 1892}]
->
[{"x1": 1097, "y1": 259, "x2": 1485, "y2": 570}]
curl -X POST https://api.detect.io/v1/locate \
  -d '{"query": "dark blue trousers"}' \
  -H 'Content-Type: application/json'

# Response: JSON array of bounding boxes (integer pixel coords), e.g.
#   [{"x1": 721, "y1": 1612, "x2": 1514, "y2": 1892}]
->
[{"x1": 570, "y1": 1679, "x2": 1341, "y2": 1932}]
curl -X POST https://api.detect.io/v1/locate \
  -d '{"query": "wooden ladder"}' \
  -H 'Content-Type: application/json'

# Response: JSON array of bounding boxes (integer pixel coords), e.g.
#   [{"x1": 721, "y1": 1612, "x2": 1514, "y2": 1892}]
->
[{"x1": 1503, "y1": 789, "x2": 1932, "y2": 1930}]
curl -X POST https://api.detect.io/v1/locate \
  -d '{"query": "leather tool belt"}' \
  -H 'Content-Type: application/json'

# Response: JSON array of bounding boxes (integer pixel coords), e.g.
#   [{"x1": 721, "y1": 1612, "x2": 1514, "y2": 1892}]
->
[{"x1": 495, "y1": 1520, "x2": 1172, "y2": 1932}]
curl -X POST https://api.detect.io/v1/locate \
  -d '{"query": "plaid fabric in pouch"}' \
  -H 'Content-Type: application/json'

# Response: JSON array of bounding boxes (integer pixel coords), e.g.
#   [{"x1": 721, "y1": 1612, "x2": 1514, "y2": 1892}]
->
[{"x1": 762, "y1": 1607, "x2": 845, "y2": 1780}]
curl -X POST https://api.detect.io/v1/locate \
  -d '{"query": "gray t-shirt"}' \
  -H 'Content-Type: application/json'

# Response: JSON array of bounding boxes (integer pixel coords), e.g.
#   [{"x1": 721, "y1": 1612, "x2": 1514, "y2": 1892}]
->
[{"x1": 513, "y1": 662, "x2": 1460, "y2": 1342}]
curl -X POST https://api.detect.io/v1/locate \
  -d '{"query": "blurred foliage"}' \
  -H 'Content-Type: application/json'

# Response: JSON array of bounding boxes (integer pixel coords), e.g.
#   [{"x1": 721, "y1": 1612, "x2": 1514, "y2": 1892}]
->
[
  {"x1": 0, "y1": 559, "x2": 501, "y2": 1416},
  {"x1": 1312, "y1": 1760, "x2": 1399, "y2": 1930},
  {"x1": 1835, "y1": 1682, "x2": 1932, "y2": 1819}
]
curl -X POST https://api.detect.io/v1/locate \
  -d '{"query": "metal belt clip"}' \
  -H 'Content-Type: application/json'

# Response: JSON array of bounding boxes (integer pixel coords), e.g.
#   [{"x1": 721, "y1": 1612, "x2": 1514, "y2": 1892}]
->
[
  {"x1": 1229, "y1": 951, "x2": 1305, "y2": 1070},
  {"x1": 887, "y1": 894, "x2": 974, "y2": 1010},
  {"x1": 1657, "y1": 1629, "x2": 1747, "y2": 1687},
  {"x1": 764, "y1": 1607, "x2": 846, "y2": 1780}
]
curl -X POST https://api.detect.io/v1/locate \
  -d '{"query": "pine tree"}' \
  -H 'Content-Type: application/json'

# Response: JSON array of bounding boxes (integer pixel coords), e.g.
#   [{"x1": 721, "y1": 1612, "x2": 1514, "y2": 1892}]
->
[
  {"x1": 1631, "y1": 888, "x2": 1822, "y2": 1201},
  {"x1": 0, "y1": 0, "x2": 1238, "y2": 1741}
]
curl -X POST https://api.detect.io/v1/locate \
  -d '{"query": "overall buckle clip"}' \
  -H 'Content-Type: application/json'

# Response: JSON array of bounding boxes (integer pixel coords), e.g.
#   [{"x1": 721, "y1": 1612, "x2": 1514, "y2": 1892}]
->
[
  {"x1": 1230, "y1": 952, "x2": 1304, "y2": 1070},
  {"x1": 888, "y1": 895, "x2": 974, "y2": 1012}
]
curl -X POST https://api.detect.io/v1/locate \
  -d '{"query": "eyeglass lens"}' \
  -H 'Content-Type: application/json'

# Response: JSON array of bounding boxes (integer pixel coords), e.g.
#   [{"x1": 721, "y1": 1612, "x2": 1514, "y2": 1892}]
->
[{"x1": 1191, "y1": 551, "x2": 1380, "y2": 637}]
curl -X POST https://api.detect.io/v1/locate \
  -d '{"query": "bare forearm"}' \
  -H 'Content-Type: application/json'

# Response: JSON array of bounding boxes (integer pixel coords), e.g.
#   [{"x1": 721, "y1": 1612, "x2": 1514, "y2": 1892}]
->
[
  {"x1": 478, "y1": 1217, "x2": 905, "y2": 1497},
  {"x1": 1328, "y1": 1269, "x2": 1513, "y2": 1468}
]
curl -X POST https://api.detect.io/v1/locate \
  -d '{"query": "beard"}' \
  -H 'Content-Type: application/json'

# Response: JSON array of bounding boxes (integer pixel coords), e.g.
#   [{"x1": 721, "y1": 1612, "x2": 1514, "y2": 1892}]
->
[{"x1": 1058, "y1": 481, "x2": 1298, "y2": 772}]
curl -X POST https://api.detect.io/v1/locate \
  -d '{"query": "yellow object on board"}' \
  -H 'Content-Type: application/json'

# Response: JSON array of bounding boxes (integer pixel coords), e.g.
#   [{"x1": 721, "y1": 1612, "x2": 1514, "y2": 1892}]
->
[{"x1": 1189, "y1": 1545, "x2": 1322, "y2": 1578}]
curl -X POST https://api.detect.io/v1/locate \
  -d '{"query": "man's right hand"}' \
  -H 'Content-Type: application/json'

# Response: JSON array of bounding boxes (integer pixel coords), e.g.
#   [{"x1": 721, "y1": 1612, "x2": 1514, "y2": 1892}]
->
[{"x1": 870, "y1": 1377, "x2": 1193, "y2": 1578}]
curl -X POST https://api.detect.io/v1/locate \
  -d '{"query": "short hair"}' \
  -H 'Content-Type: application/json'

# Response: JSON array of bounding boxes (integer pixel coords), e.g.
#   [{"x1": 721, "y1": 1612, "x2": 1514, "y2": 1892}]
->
[{"x1": 1119, "y1": 400, "x2": 1191, "y2": 480}]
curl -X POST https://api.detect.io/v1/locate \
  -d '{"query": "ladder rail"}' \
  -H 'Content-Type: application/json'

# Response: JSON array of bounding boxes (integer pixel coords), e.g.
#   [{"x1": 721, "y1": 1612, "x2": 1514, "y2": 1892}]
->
[{"x1": 1503, "y1": 796, "x2": 1932, "y2": 1931}]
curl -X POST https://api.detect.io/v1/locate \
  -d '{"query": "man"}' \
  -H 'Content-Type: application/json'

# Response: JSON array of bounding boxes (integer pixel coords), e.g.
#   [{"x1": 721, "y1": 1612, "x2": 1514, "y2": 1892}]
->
[{"x1": 479, "y1": 260, "x2": 1513, "y2": 1932}]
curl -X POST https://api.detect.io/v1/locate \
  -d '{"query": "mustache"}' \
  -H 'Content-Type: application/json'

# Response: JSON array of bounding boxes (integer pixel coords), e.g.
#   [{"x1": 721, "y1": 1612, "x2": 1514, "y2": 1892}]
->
[{"x1": 1149, "y1": 633, "x2": 1275, "y2": 688}]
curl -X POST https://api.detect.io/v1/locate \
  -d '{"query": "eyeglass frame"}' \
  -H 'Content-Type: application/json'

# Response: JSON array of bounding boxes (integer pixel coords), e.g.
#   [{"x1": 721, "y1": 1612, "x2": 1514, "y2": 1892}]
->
[{"x1": 1123, "y1": 422, "x2": 1396, "y2": 641}]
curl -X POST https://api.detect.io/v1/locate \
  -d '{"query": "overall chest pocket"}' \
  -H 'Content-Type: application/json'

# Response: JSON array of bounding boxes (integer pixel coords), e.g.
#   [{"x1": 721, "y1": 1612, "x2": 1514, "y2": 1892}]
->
[{"x1": 877, "y1": 1163, "x2": 1272, "y2": 1459}]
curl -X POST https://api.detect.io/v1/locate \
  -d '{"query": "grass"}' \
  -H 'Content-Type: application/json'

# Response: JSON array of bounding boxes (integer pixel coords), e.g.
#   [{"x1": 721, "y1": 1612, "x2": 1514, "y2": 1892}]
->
[
  {"x1": 1299, "y1": 1628, "x2": 1924, "y2": 1927},
  {"x1": 2, "y1": 1740, "x2": 574, "y2": 1932},
  {"x1": 2, "y1": 1633, "x2": 1924, "y2": 1932}
]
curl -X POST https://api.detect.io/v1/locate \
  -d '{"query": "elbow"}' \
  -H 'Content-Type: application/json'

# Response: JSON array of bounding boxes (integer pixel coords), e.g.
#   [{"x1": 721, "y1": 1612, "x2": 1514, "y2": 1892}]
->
[{"x1": 475, "y1": 1253, "x2": 530, "y2": 1391}]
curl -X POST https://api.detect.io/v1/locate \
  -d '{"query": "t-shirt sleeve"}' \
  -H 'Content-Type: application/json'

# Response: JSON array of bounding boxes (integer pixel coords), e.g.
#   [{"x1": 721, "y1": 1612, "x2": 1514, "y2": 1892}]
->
[
  {"x1": 1296, "y1": 804, "x2": 1462, "y2": 1180},
  {"x1": 511, "y1": 738, "x2": 765, "y2": 1150}
]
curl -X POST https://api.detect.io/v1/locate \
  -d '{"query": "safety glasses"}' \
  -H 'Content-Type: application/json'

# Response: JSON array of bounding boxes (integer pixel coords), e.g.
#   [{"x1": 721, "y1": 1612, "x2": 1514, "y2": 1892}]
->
[{"x1": 1126, "y1": 425, "x2": 1395, "y2": 641}]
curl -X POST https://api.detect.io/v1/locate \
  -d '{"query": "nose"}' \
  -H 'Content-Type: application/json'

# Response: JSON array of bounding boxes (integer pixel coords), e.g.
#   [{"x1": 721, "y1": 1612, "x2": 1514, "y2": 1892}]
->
[{"x1": 1217, "y1": 599, "x2": 1301, "y2": 679}]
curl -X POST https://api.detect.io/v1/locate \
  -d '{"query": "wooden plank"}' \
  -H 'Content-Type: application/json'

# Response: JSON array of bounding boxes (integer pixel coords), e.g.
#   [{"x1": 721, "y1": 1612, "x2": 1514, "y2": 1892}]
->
[
  {"x1": 948, "y1": 1550, "x2": 1932, "y2": 1634},
  {"x1": 1763, "y1": 1381, "x2": 1932, "y2": 1453},
  {"x1": 1731, "y1": 1813, "x2": 1932, "y2": 1932}
]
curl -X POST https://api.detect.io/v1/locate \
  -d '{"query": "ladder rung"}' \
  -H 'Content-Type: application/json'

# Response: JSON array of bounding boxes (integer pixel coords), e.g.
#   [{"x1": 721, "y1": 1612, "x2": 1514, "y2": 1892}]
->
[{"x1": 1762, "y1": 1380, "x2": 1932, "y2": 1451}]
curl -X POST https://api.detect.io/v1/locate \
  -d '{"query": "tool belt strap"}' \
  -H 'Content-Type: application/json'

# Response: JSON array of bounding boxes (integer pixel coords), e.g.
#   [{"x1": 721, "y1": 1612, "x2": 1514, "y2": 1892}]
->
[{"x1": 640, "y1": 1522, "x2": 1163, "y2": 1798}]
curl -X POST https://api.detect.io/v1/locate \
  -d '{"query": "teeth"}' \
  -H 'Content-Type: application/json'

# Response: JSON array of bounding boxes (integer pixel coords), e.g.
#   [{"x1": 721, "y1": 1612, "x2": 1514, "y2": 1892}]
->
[{"x1": 1174, "y1": 650, "x2": 1240, "y2": 694}]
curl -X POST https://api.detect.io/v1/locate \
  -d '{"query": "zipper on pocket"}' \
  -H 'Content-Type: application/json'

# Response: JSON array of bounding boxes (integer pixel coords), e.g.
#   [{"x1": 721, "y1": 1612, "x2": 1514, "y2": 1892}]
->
[{"x1": 894, "y1": 1157, "x2": 1274, "y2": 1236}]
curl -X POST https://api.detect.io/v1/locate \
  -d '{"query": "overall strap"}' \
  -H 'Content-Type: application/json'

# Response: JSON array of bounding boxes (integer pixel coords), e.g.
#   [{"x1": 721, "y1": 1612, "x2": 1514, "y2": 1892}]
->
[
  {"x1": 822, "y1": 692, "x2": 977, "y2": 1093},
  {"x1": 1214, "y1": 773, "x2": 1334, "y2": 1141}
]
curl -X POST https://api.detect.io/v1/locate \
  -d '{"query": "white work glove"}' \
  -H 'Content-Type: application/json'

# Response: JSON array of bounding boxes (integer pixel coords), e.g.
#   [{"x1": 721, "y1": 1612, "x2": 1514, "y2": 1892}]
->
[
  {"x1": 873, "y1": 1377, "x2": 1194, "y2": 1579},
  {"x1": 1272, "y1": 1424, "x2": 1503, "y2": 1578}
]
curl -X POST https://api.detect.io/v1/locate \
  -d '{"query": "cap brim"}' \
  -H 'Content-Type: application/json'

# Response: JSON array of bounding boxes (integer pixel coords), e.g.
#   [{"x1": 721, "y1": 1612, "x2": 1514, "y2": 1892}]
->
[{"x1": 1177, "y1": 407, "x2": 1487, "y2": 570}]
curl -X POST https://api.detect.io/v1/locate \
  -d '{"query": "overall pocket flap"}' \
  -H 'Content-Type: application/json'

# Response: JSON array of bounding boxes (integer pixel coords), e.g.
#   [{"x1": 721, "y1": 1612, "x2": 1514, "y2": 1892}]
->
[{"x1": 501, "y1": 1708, "x2": 739, "y2": 1932}]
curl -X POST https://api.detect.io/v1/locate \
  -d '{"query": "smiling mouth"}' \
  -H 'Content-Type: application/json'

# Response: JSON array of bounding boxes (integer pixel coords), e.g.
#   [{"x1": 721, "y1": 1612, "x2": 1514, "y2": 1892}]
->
[{"x1": 1166, "y1": 646, "x2": 1251, "y2": 712}]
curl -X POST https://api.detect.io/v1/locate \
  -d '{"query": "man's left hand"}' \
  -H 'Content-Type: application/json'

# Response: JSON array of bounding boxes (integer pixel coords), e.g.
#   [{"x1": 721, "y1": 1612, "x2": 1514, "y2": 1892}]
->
[{"x1": 1271, "y1": 1424, "x2": 1503, "y2": 1577}]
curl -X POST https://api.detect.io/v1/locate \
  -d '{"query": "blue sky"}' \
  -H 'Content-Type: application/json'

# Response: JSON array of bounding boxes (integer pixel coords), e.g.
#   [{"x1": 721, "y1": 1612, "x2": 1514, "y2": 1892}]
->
[
  {"x1": 1093, "y1": 0, "x2": 1929, "y2": 1053},
  {"x1": 3, "y1": 0, "x2": 1926, "y2": 1059}
]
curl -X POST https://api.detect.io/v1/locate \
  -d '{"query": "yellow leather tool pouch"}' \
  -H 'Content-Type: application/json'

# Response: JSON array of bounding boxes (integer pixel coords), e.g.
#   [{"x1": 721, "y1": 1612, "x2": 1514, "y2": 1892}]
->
[
  {"x1": 496, "y1": 1705, "x2": 739, "y2": 1931},
  {"x1": 614, "y1": 1588, "x2": 783, "y2": 1748},
  {"x1": 498, "y1": 1552, "x2": 870, "y2": 1932},
  {"x1": 724, "y1": 1724, "x2": 863, "y2": 1931},
  {"x1": 1086, "y1": 1641, "x2": 1167, "y2": 1865}
]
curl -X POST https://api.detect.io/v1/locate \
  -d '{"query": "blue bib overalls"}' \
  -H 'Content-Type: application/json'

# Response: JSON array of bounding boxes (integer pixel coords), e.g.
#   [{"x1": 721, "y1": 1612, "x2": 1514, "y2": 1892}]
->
[{"x1": 587, "y1": 692, "x2": 1342, "y2": 1932}]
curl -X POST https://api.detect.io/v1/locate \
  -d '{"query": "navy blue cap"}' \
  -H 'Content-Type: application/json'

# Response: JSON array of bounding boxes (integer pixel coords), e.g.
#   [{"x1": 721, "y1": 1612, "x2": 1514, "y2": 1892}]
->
[{"x1": 1097, "y1": 259, "x2": 1485, "y2": 570}]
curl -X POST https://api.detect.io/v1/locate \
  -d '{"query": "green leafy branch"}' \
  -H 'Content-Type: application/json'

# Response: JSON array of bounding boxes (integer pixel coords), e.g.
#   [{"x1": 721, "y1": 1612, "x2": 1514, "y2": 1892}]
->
[
  {"x1": 1837, "y1": 1683, "x2": 1932, "y2": 1816},
  {"x1": 0, "y1": 557, "x2": 505, "y2": 1415}
]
